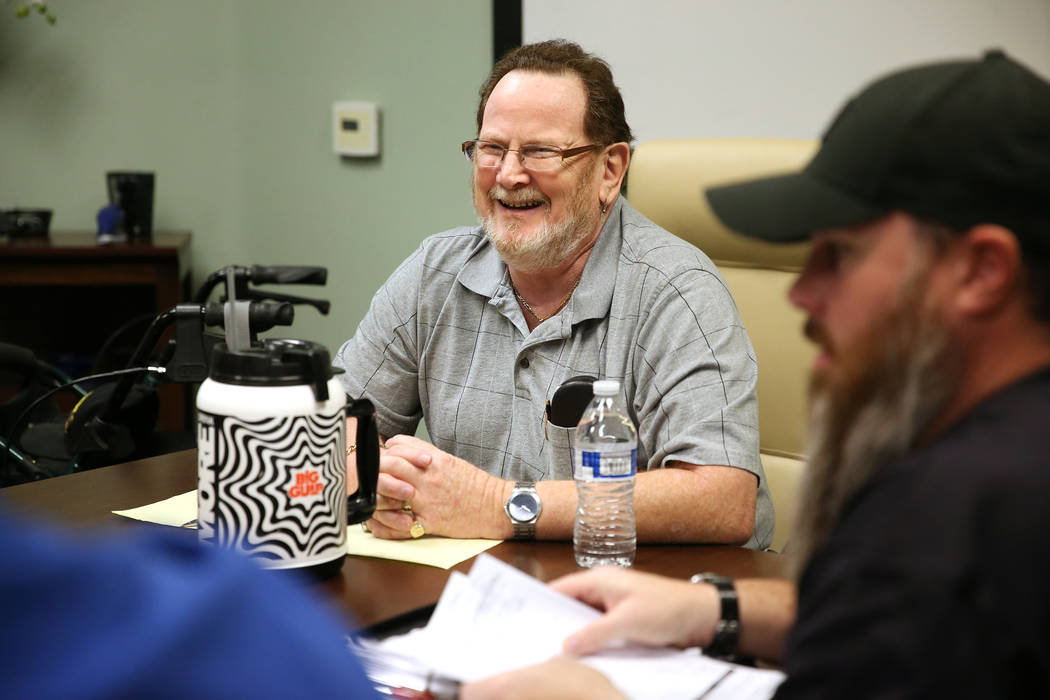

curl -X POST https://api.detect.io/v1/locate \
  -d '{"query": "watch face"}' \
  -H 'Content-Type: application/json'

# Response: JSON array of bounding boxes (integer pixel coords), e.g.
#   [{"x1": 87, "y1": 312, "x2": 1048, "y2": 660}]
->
[{"x1": 508, "y1": 491, "x2": 540, "y2": 522}]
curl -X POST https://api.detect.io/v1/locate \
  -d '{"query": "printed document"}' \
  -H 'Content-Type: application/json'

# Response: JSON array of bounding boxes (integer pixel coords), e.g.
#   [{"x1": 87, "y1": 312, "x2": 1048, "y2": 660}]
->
[{"x1": 360, "y1": 554, "x2": 784, "y2": 699}]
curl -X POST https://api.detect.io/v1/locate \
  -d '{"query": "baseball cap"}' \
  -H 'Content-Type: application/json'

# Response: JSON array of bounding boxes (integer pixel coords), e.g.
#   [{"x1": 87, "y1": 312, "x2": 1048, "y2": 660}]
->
[{"x1": 705, "y1": 50, "x2": 1050, "y2": 248}]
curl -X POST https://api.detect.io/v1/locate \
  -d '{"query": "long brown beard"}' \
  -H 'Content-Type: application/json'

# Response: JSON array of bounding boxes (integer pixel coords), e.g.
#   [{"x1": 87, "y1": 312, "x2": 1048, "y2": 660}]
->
[{"x1": 789, "y1": 264, "x2": 959, "y2": 578}]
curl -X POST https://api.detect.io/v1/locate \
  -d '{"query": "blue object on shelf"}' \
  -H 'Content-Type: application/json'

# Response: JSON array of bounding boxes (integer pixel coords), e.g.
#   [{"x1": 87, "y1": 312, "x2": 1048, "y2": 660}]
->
[{"x1": 96, "y1": 204, "x2": 126, "y2": 244}]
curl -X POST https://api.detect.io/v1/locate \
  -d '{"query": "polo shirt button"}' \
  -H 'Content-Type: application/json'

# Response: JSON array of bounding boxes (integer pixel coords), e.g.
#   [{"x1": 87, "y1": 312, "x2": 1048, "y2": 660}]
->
[{"x1": 519, "y1": 357, "x2": 530, "y2": 369}]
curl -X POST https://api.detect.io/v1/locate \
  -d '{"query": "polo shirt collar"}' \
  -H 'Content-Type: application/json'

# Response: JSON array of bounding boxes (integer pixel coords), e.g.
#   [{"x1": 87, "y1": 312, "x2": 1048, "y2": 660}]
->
[
  {"x1": 571, "y1": 196, "x2": 622, "y2": 325},
  {"x1": 458, "y1": 227, "x2": 507, "y2": 300}
]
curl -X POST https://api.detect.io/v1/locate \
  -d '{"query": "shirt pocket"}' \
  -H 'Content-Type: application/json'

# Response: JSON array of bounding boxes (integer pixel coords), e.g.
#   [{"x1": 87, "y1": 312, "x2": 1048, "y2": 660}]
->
[{"x1": 543, "y1": 421, "x2": 577, "y2": 480}]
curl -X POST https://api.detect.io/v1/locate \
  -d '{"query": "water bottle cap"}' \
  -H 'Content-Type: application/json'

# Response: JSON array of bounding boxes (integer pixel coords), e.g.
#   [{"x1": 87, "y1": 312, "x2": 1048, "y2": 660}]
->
[{"x1": 592, "y1": 379, "x2": 620, "y2": 396}]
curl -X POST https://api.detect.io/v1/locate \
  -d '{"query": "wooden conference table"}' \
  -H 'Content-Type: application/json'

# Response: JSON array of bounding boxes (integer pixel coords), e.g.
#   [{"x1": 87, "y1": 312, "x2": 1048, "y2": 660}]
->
[{"x1": 2, "y1": 449, "x2": 789, "y2": 631}]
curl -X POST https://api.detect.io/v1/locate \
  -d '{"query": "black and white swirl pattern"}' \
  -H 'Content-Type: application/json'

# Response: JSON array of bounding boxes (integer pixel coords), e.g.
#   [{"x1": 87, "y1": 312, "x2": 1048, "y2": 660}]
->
[{"x1": 197, "y1": 409, "x2": 346, "y2": 568}]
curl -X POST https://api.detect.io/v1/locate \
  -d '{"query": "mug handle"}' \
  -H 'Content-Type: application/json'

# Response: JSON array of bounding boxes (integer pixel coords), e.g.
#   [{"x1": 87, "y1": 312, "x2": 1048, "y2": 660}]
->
[{"x1": 345, "y1": 397, "x2": 379, "y2": 524}]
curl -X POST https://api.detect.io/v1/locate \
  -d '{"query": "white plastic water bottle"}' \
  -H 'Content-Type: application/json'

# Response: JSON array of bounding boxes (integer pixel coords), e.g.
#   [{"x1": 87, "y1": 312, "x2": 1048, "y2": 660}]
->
[{"x1": 573, "y1": 379, "x2": 637, "y2": 568}]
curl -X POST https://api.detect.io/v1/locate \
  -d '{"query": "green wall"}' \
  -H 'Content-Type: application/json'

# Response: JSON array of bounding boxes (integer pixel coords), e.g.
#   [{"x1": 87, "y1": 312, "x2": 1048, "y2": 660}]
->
[{"x1": 1, "y1": 0, "x2": 490, "y2": 355}]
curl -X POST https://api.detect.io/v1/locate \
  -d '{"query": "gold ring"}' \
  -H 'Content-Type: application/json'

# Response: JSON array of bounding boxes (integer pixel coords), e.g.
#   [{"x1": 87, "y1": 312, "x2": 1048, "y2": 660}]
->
[
  {"x1": 410, "y1": 520, "x2": 425, "y2": 539},
  {"x1": 361, "y1": 522, "x2": 371, "y2": 533},
  {"x1": 346, "y1": 444, "x2": 357, "y2": 456},
  {"x1": 401, "y1": 502, "x2": 413, "y2": 513}
]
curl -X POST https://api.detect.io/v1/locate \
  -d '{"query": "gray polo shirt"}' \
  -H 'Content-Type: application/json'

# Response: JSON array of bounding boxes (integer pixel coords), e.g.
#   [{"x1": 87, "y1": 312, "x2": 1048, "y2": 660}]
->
[{"x1": 335, "y1": 197, "x2": 772, "y2": 549}]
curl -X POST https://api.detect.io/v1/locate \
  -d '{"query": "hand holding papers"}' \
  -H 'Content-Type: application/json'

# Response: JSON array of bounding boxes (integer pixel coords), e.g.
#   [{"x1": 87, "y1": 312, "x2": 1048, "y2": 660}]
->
[{"x1": 361, "y1": 554, "x2": 785, "y2": 699}]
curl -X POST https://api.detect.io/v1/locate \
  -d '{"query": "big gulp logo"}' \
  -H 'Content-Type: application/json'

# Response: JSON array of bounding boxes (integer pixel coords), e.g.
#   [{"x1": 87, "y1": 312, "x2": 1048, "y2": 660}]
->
[{"x1": 288, "y1": 466, "x2": 326, "y2": 506}]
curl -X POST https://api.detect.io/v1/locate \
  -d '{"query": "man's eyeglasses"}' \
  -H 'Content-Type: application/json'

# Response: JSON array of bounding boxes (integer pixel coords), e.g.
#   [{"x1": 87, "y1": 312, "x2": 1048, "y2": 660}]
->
[{"x1": 461, "y1": 140, "x2": 600, "y2": 172}]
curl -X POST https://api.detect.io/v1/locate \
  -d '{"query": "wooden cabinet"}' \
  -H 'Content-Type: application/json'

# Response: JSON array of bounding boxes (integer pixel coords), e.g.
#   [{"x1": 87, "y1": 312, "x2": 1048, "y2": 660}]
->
[{"x1": 0, "y1": 231, "x2": 192, "y2": 431}]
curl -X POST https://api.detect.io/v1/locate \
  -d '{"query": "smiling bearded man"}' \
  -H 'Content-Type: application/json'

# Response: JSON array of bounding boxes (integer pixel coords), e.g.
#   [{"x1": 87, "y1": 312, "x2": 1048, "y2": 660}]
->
[{"x1": 334, "y1": 39, "x2": 770, "y2": 549}]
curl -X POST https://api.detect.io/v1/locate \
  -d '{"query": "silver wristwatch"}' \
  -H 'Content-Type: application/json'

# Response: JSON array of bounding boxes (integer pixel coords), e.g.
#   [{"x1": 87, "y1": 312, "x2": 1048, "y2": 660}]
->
[{"x1": 504, "y1": 481, "x2": 542, "y2": 539}]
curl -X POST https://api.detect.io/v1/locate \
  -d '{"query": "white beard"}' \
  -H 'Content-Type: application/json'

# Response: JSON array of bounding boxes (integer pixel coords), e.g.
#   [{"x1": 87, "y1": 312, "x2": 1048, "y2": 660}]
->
[
  {"x1": 481, "y1": 208, "x2": 588, "y2": 273},
  {"x1": 789, "y1": 263, "x2": 959, "y2": 578},
  {"x1": 475, "y1": 166, "x2": 600, "y2": 274}
]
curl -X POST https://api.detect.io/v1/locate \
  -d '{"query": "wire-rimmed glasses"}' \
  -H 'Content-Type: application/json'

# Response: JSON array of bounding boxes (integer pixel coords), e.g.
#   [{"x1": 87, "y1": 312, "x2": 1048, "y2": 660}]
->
[{"x1": 461, "y1": 140, "x2": 600, "y2": 171}]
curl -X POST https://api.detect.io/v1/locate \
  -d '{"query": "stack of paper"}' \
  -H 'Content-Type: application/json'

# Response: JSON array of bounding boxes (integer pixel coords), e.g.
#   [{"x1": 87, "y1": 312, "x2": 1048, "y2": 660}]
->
[{"x1": 355, "y1": 554, "x2": 785, "y2": 699}]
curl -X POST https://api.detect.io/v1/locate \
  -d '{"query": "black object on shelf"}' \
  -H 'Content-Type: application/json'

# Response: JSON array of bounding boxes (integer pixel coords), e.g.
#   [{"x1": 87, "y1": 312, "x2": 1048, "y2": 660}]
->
[
  {"x1": 106, "y1": 171, "x2": 154, "y2": 238},
  {"x1": 1, "y1": 209, "x2": 52, "y2": 238}
]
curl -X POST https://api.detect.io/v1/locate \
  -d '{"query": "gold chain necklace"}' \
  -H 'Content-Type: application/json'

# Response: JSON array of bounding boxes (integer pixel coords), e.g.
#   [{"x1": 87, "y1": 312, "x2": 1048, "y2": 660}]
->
[{"x1": 512, "y1": 274, "x2": 582, "y2": 323}]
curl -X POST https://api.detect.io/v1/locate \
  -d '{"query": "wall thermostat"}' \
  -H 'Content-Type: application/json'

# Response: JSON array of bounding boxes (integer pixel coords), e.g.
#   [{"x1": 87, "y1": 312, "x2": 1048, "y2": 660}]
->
[{"x1": 333, "y1": 101, "x2": 379, "y2": 157}]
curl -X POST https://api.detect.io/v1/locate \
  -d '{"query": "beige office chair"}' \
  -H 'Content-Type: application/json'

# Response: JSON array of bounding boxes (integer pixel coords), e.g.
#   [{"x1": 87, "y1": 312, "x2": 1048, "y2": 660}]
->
[{"x1": 627, "y1": 138, "x2": 817, "y2": 553}]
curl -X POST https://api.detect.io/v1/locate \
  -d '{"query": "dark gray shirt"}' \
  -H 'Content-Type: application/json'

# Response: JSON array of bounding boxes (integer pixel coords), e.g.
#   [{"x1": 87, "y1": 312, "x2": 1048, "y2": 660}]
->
[
  {"x1": 777, "y1": 368, "x2": 1050, "y2": 698},
  {"x1": 335, "y1": 197, "x2": 772, "y2": 549}
]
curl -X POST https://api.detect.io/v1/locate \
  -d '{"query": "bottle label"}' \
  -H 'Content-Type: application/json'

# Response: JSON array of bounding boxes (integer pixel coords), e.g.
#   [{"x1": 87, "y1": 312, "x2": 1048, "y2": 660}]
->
[{"x1": 576, "y1": 448, "x2": 637, "y2": 479}]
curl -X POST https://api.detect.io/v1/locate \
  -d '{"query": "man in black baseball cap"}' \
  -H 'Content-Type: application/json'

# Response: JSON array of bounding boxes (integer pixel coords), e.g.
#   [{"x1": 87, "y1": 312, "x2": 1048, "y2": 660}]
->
[
  {"x1": 696, "y1": 47, "x2": 1050, "y2": 696},
  {"x1": 462, "y1": 51, "x2": 1050, "y2": 699}
]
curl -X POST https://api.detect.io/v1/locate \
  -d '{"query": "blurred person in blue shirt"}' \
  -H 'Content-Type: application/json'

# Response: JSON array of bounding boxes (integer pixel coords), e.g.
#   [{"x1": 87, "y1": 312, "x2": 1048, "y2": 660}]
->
[{"x1": 0, "y1": 501, "x2": 378, "y2": 698}]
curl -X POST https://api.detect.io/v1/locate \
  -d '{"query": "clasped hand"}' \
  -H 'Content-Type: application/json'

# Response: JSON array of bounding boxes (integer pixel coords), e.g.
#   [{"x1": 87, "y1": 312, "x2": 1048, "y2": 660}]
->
[{"x1": 364, "y1": 435, "x2": 507, "y2": 539}]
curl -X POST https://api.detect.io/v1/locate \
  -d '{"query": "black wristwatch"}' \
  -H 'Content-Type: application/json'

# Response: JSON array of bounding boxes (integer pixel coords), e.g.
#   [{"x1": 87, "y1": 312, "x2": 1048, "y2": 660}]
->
[{"x1": 690, "y1": 572, "x2": 740, "y2": 658}]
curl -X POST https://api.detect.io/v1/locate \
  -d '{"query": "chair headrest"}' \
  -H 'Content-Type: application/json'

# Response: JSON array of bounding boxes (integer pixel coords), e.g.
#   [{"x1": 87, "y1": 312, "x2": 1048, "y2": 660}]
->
[{"x1": 627, "y1": 138, "x2": 818, "y2": 270}]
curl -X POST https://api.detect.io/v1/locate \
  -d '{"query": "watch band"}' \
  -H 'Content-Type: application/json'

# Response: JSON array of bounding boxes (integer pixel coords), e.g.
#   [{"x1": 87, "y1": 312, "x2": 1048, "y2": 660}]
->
[
  {"x1": 515, "y1": 519, "x2": 536, "y2": 540},
  {"x1": 690, "y1": 572, "x2": 740, "y2": 658}
]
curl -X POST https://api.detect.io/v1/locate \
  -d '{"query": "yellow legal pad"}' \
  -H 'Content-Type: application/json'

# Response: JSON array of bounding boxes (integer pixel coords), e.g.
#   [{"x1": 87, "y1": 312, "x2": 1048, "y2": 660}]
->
[{"x1": 113, "y1": 490, "x2": 501, "y2": 570}]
